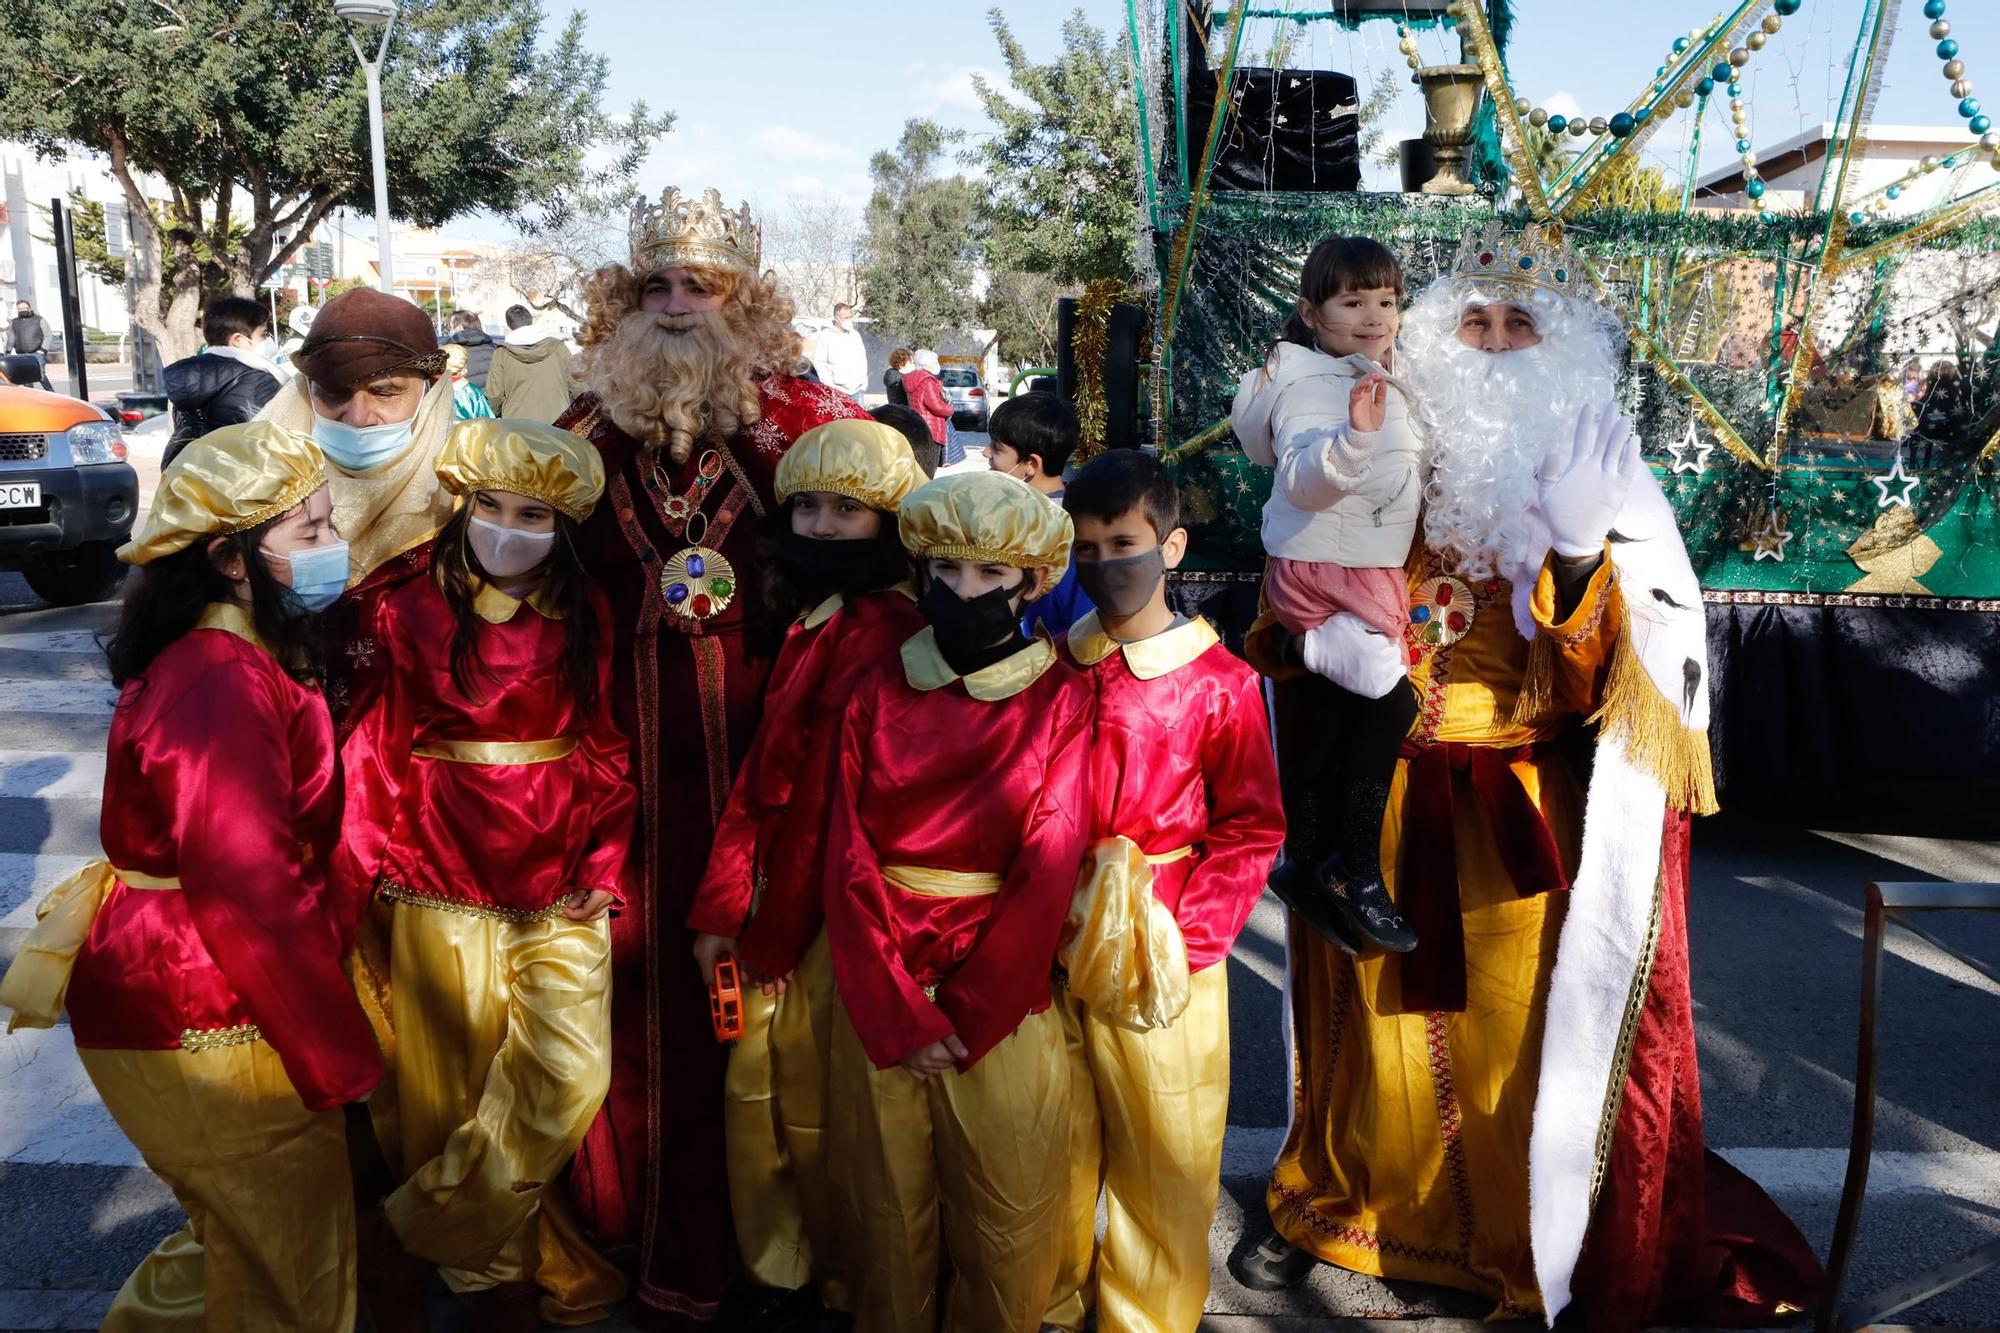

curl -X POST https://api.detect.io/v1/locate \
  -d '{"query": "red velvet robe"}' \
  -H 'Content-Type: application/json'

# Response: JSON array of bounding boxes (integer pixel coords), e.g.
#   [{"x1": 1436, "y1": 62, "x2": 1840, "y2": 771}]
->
[
  {"x1": 821, "y1": 633, "x2": 1094, "y2": 1070},
  {"x1": 1065, "y1": 614, "x2": 1287, "y2": 973},
  {"x1": 331, "y1": 576, "x2": 635, "y2": 920},
  {"x1": 557, "y1": 376, "x2": 866, "y2": 1325},
  {"x1": 67, "y1": 610, "x2": 381, "y2": 1113},
  {"x1": 685, "y1": 586, "x2": 923, "y2": 979}
]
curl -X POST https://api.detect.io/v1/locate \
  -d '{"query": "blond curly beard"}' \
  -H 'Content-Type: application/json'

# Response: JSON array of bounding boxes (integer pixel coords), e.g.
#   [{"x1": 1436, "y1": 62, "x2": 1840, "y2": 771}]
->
[
  {"x1": 577, "y1": 263, "x2": 798, "y2": 464},
  {"x1": 582, "y1": 309, "x2": 759, "y2": 464}
]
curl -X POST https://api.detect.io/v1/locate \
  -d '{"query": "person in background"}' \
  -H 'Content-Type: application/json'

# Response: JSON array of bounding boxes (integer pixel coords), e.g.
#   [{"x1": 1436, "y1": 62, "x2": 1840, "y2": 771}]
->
[
  {"x1": 162, "y1": 296, "x2": 286, "y2": 467},
  {"x1": 8, "y1": 299, "x2": 54, "y2": 389},
  {"x1": 901, "y1": 348, "x2": 961, "y2": 468},
  {"x1": 276, "y1": 304, "x2": 317, "y2": 379},
  {"x1": 487, "y1": 304, "x2": 578, "y2": 423},
  {"x1": 443, "y1": 310, "x2": 499, "y2": 392},
  {"x1": 812, "y1": 302, "x2": 869, "y2": 401},
  {"x1": 0, "y1": 423, "x2": 380, "y2": 1330},
  {"x1": 443, "y1": 344, "x2": 495, "y2": 421},
  {"x1": 882, "y1": 347, "x2": 913, "y2": 407},
  {"x1": 871, "y1": 402, "x2": 938, "y2": 477},
  {"x1": 987, "y1": 392, "x2": 1090, "y2": 638}
]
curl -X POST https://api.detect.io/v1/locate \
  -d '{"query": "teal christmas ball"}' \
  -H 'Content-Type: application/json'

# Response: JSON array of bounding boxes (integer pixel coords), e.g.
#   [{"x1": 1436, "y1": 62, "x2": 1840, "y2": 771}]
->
[
  {"x1": 1610, "y1": 112, "x2": 1636, "y2": 137},
  {"x1": 1747, "y1": 177, "x2": 1767, "y2": 198},
  {"x1": 1549, "y1": 114, "x2": 1568, "y2": 132},
  {"x1": 1774, "y1": 0, "x2": 1802, "y2": 14},
  {"x1": 1961, "y1": 96, "x2": 1981, "y2": 118},
  {"x1": 1697, "y1": 77, "x2": 1717, "y2": 96},
  {"x1": 1713, "y1": 62, "x2": 1733, "y2": 82},
  {"x1": 1939, "y1": 38, "x2": 1960, "y2": 59},
  {"x1": 1737, "y1": 137, "x2": 1752, "y2": 151},
  {"x1": 1975, "y1": 115, "x2": 1994, "y2": 134},
  {"x1": 1924, "y1": 0, "x2": 1947, "y2": 16}
]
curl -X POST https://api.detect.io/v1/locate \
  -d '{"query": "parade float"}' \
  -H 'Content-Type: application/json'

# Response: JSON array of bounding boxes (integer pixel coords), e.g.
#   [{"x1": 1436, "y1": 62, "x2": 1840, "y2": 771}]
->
[{"x1": 1093, "y1": 0, "x2": 2000, "y2": 825}]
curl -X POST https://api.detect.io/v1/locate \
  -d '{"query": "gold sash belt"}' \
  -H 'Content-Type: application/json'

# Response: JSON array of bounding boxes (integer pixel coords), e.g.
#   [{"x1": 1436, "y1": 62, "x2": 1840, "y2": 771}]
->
[
  {"x1": 1057, "y1": 837, "x2": 1195, "y2": 1033},
  {"x1": 883, "y1": 865, "x2": 1004, "y2": 898},
  {"x1": 0, "y1": 861, "x2": 180, "y2": 1031},
  {"x1": 414, "y1": 736, "x2": 577, "y2": 765}
]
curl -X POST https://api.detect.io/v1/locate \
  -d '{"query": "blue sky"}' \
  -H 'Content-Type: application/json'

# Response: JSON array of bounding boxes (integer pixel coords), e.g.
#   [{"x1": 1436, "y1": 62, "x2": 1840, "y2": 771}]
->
[{"x1": 558, "y1": 1, "x2": 1999, "y2": 216}]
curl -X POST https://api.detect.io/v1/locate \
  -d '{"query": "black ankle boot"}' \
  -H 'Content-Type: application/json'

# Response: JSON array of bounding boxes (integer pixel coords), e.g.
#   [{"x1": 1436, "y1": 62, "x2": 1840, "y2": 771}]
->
[
  {"x1": 1266, "y1": 857, "x2": 1365, "y2": 954},
  {"x1": 1325, "y1": 858, "x2": 1418, "y2": 954}
]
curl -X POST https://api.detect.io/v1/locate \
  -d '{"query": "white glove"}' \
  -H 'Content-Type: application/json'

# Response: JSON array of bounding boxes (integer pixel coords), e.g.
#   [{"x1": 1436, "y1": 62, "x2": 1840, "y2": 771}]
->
[
  {"x1": 1539, "y1": 402, "x2": 1643, "y2": 559},
  {"x1": 1301, "y1": 612, "x2": 1406, "y2": 698}
]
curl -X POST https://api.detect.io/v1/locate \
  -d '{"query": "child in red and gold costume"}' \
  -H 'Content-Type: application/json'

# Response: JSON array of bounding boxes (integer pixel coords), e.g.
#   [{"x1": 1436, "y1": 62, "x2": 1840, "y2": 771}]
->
[
  {"x1": 686, "y1": 418, "x2": 926, "y2": 1324},
  {"x1": 0, "y1": 423, "x2": 381, "y2": 1330},
  {"x1": 554, "y1": 186, "x2": 867, "y2": 1326},
  {"x1": 1043, "y1": 449, "x2": 1286, "y2": 1333},
  {"x1": 821, "y1": 469, "x2": 1093, "y2": 1331},
  {"x1": 334, "y1": 418, "x2": 635, "y2": 1329}
]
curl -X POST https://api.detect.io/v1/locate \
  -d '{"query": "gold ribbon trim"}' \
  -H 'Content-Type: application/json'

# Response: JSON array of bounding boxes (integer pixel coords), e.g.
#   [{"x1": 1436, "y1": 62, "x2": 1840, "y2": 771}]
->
[
  {"x1": 0, "y1": 861, "x2": 178, "y2": 1031},
  {"x1": 1057, "y1": 836, "x2": 1195, "y2": 1033},
  {"x1": 882, "y1": 865, "x2": 1004, "y2": 899},
  {"x1": 379, "y1": 880, "x2": 571, "y2": 924},
  {"x1": 413, "y1": 736, "x2": 578, "y2": 765},
  {"x1": 179, "y1": 1023, "x2": 262, "y2": 1052}
]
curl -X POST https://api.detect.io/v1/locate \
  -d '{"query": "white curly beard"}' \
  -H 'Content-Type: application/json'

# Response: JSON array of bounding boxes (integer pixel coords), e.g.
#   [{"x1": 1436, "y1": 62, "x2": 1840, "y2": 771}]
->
[{"x1": 1400, "y1": 280, "x2": 1625, "y2": 592}]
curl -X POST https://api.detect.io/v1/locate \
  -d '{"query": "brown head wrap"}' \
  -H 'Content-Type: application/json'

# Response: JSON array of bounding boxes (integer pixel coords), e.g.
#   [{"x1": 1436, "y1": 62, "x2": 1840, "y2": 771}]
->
[{"x1": 293, "y1": 287, "x2": 446, "y2": 389}]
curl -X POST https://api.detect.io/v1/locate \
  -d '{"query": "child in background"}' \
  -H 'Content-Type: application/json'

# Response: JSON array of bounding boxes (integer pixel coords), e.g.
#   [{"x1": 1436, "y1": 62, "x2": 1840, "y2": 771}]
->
[
  {"x1": 1230, "y1": 235, "x2": 1422, "y2": 955},
  {"x1": 986, "y1": 392, "x2": 1092, "y2": 637},
  {"x1": 687, "y1": 419, "x2": 926, "y2": 1323},
  {"x1": 444, "y1": 343, "x2": 496, "y2": 420},
  {"x1": 1, "y1": 423, "x2": 379, "y2": 1330},
  {"x1": 1044, "y1": 449, "x2": 1285, "y2": 1333},
  {"x1": 871, "y1": 402, "x2": 940, "y2": 477},
  {"x1": 334, "y1": 418, "x2": 634, "y2": 1329},
  {"x1": 822, "y1": 470, "x2": 1092, "y2": 1331}
]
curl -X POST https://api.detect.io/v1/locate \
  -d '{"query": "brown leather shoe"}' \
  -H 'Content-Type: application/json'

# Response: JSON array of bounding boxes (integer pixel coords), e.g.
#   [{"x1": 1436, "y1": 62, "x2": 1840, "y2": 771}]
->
[
  {"x1": 456, "y1": 1281, "x2": 541, "y2": 1333},
  {"x1": 355, "y1": 1208, "x2": 433, "y2": 1333}
]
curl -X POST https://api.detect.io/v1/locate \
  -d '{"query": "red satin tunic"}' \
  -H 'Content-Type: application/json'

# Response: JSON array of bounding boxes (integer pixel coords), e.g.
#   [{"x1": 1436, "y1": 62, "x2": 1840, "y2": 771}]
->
[
  {"x1": 822, "y1": 636, "x2": 1093, "y2": 1071},
  {"x1": 67, "y1": 610, "x2": 382, "y2": 1112},
  {"x1": 335, "y1": 577, "x2": 636, "y2": 918},
  {"x1": 1067, "y1": 617, "x2": 1287, "y2": 972},
  {"x1": 687, "y1": 587, "x2": 923, "y2": 977}
]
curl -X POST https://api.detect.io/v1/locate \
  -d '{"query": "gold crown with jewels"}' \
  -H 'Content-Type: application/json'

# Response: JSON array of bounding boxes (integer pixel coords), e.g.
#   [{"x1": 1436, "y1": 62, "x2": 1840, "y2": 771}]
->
[
  {"x1": 630, "y1": 186, "x2": 761, "y2": 276},
  {"x1": 1452, "y1": 223, "x2": 1579, "y2": 294}
]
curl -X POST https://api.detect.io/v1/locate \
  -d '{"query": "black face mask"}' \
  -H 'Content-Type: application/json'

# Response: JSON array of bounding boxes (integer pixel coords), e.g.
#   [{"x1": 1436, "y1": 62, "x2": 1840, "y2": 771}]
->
[
  {"x1": 777, "y1": 529, "x2": 887, "y2": 580},
  {"x1": 921, "y1": 575, "x2": 1030, "y2": 676},
  {"x1": 1075, "y1": 548, "x2": 1166, "y2": 620}
]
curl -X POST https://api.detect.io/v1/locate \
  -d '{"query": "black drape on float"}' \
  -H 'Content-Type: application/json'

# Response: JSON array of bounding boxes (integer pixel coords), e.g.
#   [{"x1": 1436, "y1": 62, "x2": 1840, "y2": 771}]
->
[{"x1": 1704, "y1": 599, "x2": 1997, "y2": 832}]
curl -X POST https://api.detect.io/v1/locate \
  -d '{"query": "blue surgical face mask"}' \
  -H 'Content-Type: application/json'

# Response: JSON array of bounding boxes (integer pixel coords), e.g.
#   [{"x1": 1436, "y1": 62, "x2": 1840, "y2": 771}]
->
[
  {"x1": 313, "y1": 413, "x2": 414, "y2": 472},
  {"x1": 269, "y1": 539, "x2": 350, "y2": 613}
]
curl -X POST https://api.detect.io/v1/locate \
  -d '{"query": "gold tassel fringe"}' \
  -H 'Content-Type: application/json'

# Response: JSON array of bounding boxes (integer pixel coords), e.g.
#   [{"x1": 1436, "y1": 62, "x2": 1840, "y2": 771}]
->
[
  {"x1": 1510, "y1": 628, "x2": 1559, "y2": 727},
  {"x1": 1587, "y1": 625, "x2": 1720, "y2": 816}
]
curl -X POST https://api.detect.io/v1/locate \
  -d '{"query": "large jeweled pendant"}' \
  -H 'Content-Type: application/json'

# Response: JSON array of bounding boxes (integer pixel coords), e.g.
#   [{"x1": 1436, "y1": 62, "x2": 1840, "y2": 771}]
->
[
  {"x1": 1408, "y1": 574, "x2": 1476, "y2": 648},
  {"x1": 661, "y1": 546, "x2": 737, "y2": 621}
]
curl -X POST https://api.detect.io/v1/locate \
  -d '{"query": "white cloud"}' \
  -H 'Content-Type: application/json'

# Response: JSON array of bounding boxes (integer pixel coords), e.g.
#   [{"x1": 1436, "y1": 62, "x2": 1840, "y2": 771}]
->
[
  {"x1": 910, "y1": 62, "x2": 1031, "y2": 117},
  {"x1": 1544, "y1": 92, "x2": 1585, "y2": 122},
  {"x1": 750, "y1": 125, "x2": 858, "y2": 166}
]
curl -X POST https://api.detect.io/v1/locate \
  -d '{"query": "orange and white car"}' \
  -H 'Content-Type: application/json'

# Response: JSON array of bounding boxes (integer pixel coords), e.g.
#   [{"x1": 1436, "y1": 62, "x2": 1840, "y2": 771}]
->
[{"x1": 0, "y1": 385, "x2": 137, "y2": 605}]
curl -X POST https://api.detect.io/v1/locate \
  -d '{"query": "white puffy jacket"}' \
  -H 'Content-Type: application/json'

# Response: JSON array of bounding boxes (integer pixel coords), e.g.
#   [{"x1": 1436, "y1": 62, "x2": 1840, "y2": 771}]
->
[{"x1": 1230, "y1": 341, "x2": 1423, "y2": 568}]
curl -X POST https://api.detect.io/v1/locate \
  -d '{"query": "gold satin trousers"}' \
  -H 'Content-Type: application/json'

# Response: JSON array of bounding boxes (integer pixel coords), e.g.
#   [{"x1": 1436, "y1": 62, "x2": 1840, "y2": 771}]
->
[
  {"x1": 828, "y1": 1000, "x2": 1070, "y2": 1332},
  {"x1": 79, "y1": 1040, "x2": 357, "y2": 1333},
  {"x1": 376, "y1": 901, "x2": 612, "y2": 1292},
  {"x1": 1046, "y1": 962, "x2": 1232, "y2": 1333},
  {"x1": 724, "y1": 933, "x2": 848, "y2": 1304}
]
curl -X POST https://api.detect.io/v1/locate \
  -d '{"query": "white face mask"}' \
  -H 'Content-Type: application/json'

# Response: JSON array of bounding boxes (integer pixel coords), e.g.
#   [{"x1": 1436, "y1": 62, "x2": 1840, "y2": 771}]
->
[
  {"x1": 254, "y1": 336, "x2": 281, "y2": 362},
  {"x1": 468, "y1": 514, "x2": 556, "y2": 579}
]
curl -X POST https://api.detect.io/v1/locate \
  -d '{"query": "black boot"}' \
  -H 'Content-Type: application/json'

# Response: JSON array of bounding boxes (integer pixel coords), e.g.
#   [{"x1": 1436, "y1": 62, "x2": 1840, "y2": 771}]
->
[
  {"x1": 1324, "y1": 683, "x2": 1420, "y2": 955},
  {"x1": 1265, "y1": 856, "x2": 1365, "y2": 954}
]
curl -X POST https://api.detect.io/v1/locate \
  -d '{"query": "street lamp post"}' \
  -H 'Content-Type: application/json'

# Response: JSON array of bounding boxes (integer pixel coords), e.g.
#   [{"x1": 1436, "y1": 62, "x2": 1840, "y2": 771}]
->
[{"x1": 335, "y1": 0, "x2": 399, "y2": 293}]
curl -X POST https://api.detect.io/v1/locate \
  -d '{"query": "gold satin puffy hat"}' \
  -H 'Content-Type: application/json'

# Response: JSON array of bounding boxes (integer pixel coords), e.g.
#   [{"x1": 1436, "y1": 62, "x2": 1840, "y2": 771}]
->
[
  {"x1": 435, "y1": 417, "x2": 606, "y2": 522},
  {"x1": 119, "y1": 422, "x2": 328, "y2": 567},
  {"x1": 775, "y1": 419, "x2": 925, "y2": 514},
  {"x1": 898, "y1": 471, "x2": 1072, "y2": 583}
]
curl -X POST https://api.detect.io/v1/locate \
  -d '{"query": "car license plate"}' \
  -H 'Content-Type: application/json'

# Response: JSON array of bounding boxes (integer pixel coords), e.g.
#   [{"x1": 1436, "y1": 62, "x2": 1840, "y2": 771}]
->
[{"x1": 0, "y1": 483, "x2": 40, "y2": 510}]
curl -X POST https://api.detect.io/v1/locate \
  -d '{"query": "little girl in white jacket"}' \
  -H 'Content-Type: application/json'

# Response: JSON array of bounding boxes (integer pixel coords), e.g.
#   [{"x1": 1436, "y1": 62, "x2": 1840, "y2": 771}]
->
[{"x1": 1230, "y1": 235, "x2": 1421, "y2": 956}]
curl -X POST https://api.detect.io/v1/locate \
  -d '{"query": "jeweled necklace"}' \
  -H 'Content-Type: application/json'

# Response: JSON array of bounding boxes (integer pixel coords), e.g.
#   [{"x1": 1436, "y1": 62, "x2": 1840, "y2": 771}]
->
[{"x1": 644, "y1": 447, "x2": 738, "y2": 622}]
